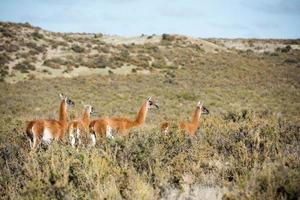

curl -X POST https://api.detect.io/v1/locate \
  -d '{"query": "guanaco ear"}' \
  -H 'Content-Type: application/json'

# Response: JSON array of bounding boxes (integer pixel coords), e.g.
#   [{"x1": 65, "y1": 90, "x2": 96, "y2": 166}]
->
[
  {"x1": 147, "y1": 96, "x2": 152, "y2": 101},
  {"x1": 197, "y1": 101, "x2": 203, "y2": 108},
  {"x1": 59, "y1": 93, "x2": 65, "y2": 100},
  {"x1": 85, "y1": 105, "x2": 93, "y2": 111}
]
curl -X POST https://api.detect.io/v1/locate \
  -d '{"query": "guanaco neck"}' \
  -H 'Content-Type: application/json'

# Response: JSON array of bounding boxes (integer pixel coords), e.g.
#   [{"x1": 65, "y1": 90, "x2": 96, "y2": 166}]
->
[
  {"x1": 191, "y1": 107, "x2": 201, "y2": 127},
  {"x1": 81, "y1": 109, "x2": 90, "y2": 126},
  {"x1": 59, "y1": 100, "x2": 68, "y2": 128},
  {"x1": 133, "y1": 101, "x2": 148, "y2": 127}
]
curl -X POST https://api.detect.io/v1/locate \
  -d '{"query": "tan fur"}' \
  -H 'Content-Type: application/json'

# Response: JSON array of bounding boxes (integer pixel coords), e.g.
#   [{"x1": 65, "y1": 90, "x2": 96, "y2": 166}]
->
[
  {"x1": 90, "y1": 100, "x2": 150, "y2": 138},
  {"x1": 160, "y1": 122, "x2": 170, "y2": 134},
  {"x1": 178, "y1": 106, "x2": 201, "y2": 136},
  {"x1": 161, "y1": 102, "x2": 204, "y2": 136},
  {"x1": 26, "y1": 95, "x2": 72, "y2": 149},
  {"x1": 68, "y1": 106, "x2": 92, "y2": 141}
]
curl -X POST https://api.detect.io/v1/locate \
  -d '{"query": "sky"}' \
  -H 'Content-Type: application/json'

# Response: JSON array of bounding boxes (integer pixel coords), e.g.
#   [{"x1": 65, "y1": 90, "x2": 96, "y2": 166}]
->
[{"x1": 0, "y1": 0, "x2": 299, "y2": 38}]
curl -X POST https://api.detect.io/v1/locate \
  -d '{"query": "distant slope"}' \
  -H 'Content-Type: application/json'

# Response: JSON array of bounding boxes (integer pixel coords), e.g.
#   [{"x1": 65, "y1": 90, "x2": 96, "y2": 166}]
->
[{"x1": 0, "y1": 22, "x2": 299, "y2": 83}]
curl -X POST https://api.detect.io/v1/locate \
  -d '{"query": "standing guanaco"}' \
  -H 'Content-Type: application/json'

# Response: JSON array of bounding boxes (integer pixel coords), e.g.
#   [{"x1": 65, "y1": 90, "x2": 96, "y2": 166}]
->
[
  {"x1": 68, "y1": 104, "x2": 95, "y2": 147},
  {"x1": 161, "y1": 101, "x2": 209, "y2": 136},
  {"x1": 89, "y1": 96, "x2": 159, "y2": 145},
  {"x1": 26, "y1": 93, "x2": 75, "y2": 149}
]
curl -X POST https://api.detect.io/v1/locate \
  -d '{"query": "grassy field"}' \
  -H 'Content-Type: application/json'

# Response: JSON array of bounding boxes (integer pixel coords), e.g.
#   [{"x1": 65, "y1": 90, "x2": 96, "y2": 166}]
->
[{"x1": 0, "y1": 23, "x2": 300, "y2": 199}]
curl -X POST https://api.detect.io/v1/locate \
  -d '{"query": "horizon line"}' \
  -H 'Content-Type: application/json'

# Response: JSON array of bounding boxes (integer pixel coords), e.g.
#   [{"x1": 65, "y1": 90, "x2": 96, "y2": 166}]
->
[{"x1": 1, "y1": 20, "x2": 300, "y2": 40}]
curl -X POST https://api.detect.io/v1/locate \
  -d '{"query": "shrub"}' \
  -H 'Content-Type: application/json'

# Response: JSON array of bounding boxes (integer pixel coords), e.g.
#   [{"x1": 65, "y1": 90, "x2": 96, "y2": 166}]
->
[
  {"x1": 223, "y1": 110, "x2": 250, "y2": 122},
  {"x1": 31, "y1": 31, "x2": 44, "y2": 40},
  {"x1": 43, "y1": 58, "x2": 69, "y2": 69},
  {"x1": 162, "y1": 33, "x2": 176, "y2": 41},
  {"x1": 13, "y1": 61, "x2": 35, "y2": 73},
  {"x1": 0, "y1": 28, "x2": 15, "y2": 38},
  {"x1": 0, "y1": 53, "x2": 11, "y2": 65},
  {"x1": 98, "y1": 46, "x2": 110, "y2": 53},
  {"x1": 71, "y1": 44, "x2": 85, "y2": 53},
  {"x1": 120, "y1": 49, "x2": 130, "y2": 60},
  {"x1": 0, "y1": 65, "x2": 9, "y2": 81},
  {"x1": 276, "y1": 45, "x2": 292, "y2": 53},
  {"x1": 94, "y1": 33, "x2": 103, "y2": 38},
  {"x1": 0, "y1": 44, "x2": 19, "y2": 53},
  {"x1": 26, "y1": 42, "x2": 46, "y2": 53},
  {"x1": 91, "y1": 55, "x2": 109, "y2": 68},
  {"x1": 284, "y1": 58, "x2": 298, "y2": 64}
]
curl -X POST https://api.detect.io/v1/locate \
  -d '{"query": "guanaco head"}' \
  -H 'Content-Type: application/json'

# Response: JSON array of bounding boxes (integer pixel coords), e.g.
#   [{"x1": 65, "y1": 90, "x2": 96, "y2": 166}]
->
[
  {"x1": 147, "y1": 96, "x2": 159, "y2": 109},
  {"x1": 197, "y1": 101, "x2": 209, "y2": 114},
  {"x1": 84, "y1": 105, "x2": 96, "y2": 116},
  {"x1": 59, "y1": 93, "x2": 75, "y2": 107}
]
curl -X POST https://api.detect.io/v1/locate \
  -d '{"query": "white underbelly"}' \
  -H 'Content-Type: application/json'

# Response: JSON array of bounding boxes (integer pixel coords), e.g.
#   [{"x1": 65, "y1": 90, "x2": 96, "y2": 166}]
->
[{"x1": 42, "y1": 128, "x2": 54, "y2": 144}]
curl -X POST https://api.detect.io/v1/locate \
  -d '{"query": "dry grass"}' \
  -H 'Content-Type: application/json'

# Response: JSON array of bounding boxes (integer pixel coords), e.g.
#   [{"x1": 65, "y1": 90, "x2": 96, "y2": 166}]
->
[{"x1": 0, "y1": 22, "x2": 299, "y2": 199}]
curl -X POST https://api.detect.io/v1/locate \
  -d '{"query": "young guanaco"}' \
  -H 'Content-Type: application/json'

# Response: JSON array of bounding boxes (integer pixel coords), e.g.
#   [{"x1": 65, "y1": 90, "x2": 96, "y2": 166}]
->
[
  {"x1": 161, "y1": 101, "x2": 209, "y2": 136},
  {"x1": 68, "y1": 104, "x2": 95, "y2": 147}
]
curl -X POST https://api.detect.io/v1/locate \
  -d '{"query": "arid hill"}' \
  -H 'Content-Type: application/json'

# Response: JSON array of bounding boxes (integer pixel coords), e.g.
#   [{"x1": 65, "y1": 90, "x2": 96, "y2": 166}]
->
[{"x1": 1, "y1": 22, "x2": 299, "y2": 83}]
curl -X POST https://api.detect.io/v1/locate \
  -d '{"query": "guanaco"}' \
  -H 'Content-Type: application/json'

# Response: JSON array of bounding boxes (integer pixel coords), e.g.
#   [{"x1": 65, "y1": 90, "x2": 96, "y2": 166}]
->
[
  {"x1": 89, "y1": 96, "x2": 159, "y2": 145},
  {"x1": 161, "y1": 101, "x2": 209, "y2": 136},
  {"x1": 68, "y1": 104, "x2": 95, "y2": 147},
  {"x1": 26, "y1": 93, "x2": 75, "y2": 149}
]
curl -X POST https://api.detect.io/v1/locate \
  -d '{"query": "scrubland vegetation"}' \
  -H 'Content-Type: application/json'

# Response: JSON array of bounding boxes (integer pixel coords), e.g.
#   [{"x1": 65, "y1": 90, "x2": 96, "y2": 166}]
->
[{"x1": 0, "y1": 22, "x2": 299, "y2": 199}]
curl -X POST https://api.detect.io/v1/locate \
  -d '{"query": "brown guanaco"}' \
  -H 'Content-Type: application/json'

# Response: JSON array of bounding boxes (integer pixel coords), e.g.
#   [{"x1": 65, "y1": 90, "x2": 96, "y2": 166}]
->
[
  {"x1": 161, "y1": 101, "x2": 209, "y2": 136},
  {"x1": 68, "y1": 104, "x2": 95, "y2": 147},
  {"x1": 26, "y1": 94, "x2": 75, "y2": 149},
  {"x1": 89, "y1": 97, "x2": 159, "y2": 145}
]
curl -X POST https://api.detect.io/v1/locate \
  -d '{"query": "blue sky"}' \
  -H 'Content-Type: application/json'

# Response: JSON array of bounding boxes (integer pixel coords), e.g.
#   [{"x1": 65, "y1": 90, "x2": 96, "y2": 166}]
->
[{"x1": 0, "y1": 0, "x2": 299, "y2": 38}]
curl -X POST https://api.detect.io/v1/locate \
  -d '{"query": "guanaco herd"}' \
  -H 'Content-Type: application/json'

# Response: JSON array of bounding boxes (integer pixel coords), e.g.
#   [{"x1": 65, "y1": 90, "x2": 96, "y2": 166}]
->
[{"x1": 26, "y1": 93, "x2": 209, "y2": 150}]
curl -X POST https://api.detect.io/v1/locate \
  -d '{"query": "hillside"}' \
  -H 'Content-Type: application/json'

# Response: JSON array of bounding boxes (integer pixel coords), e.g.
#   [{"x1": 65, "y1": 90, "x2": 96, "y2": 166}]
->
[
  {"x1": 1, "y1": 22, "x2": 300, "y2": 83},
  {"x1": 0, "y1": 22, "x2": 299, "y2": 199}
]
